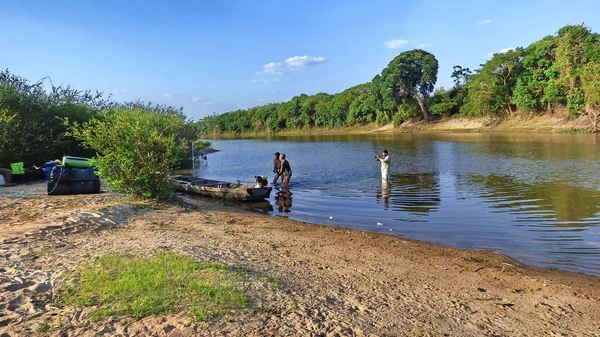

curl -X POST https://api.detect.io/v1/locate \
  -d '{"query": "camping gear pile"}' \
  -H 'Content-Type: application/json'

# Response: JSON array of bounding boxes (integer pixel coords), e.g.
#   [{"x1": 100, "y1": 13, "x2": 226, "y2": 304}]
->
[{"x1": 48, "y1": 156, "x2": 101, "y2": 195}]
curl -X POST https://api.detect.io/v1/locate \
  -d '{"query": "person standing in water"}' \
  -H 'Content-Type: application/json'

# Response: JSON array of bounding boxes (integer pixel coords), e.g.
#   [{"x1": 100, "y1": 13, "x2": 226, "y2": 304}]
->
[
  {"x1": 279, "y1": 153, "x2": 292, "y2": 186},
  {"x1": 375, "y1": 149, "x2": 390, "y2": 180},
  {"x1": 272, "y1": 152, "x2": 282, "y2": 185}
]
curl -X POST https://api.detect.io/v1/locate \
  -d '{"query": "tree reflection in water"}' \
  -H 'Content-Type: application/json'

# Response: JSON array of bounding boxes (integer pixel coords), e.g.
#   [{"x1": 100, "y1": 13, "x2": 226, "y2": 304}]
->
[{"x1": 469, "y1": 174, "x2": 600, "y2": 228}]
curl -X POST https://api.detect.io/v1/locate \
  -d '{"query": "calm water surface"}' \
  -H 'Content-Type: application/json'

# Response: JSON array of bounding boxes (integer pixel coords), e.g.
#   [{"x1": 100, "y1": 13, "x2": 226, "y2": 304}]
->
[{"x1": 193, "y1": 133, "x2": 600, "y2": 276}]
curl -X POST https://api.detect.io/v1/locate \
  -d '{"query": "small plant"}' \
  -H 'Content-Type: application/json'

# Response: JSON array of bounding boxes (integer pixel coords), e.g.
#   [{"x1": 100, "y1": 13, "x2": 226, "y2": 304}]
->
[
  {"x1": 266, "y1": 276, "x2": 282, "y2": 291},
  {"x1": 38, "y1": 322, "x2": 51, "y2": 333}
]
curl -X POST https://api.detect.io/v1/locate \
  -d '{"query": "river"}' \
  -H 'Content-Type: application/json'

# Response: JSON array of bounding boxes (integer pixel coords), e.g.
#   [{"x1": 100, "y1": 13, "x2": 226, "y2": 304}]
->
[{"x1": 191, "y1": 133, "x2": 600, "y2": 277}]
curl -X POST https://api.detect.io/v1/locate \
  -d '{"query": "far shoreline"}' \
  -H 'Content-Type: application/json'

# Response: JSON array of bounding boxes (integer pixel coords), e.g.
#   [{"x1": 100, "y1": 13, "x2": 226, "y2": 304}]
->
[{"x1": 203, "y1": 112, "x2": 595, "y2": 138}]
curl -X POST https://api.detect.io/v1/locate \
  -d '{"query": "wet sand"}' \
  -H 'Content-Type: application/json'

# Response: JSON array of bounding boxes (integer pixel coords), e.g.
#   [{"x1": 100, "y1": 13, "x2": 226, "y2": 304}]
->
[{"x1": 1, "y1": 182, "x2": 599, "y2": 336}]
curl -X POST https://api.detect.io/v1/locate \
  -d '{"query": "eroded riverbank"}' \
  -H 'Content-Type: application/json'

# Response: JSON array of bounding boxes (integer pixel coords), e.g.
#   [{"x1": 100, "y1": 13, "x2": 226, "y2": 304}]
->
[{"x1": 1, "y1": 183, "x2": 600, "y2": 336}]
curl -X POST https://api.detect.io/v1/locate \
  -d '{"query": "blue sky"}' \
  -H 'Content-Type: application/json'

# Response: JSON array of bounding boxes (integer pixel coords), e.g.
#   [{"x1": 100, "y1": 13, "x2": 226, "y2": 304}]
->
[{"x1": 2, "y1": 0, "x2": 600, "y2": 121}]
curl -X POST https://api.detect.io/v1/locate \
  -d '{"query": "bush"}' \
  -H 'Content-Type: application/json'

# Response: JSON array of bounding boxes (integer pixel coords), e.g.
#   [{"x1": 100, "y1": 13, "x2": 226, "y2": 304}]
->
[{"x1": 70, "y1": 105, "x2": 194, "y2": 199}]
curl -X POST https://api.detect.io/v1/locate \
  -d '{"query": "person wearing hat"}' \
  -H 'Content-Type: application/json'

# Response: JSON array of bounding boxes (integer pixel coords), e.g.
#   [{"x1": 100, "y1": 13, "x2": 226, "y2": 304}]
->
[{"x1": 272, "y1": 152, "x2": 283, "y2": 185}]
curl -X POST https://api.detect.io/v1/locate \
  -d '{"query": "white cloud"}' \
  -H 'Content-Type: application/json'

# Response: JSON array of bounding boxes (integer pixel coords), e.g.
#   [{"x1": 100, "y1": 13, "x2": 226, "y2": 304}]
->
[
  {"x1": 111, "y1": 89, "x2": 127, "y2": 95},
  {"x1": 384, "y1": 39, "x2": 409, "y2": 49},
  {"x1": 416, "y1": 43, "x2": 433, "y2": 49},
  {"x1": 258, "y1": 99, "x2": 265, "y2": 102},
  {"x1": 252, "y1": 78, "x2": 281, "y2": 84},
  {"x1": 476, "y1": 19, "x2": 492, "y2": 26},
  {"x1": 164, "y1": 93, "x2": 175, "y2": 99},
  {"x1": 485, "y1": 47, "x2": 515, "y2": 59},
  {"x1": 284, "y1": 55, "x2": 326, "y2": 68},
  {"x1": 256, "y1": 55, "x2": 327, "y2": 76}
]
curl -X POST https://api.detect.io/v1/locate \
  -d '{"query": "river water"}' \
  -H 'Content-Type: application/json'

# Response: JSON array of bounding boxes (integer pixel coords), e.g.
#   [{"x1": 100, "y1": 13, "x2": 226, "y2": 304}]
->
[{"x1": 192, "y1": 133, "x2": 600, "y2": 277}]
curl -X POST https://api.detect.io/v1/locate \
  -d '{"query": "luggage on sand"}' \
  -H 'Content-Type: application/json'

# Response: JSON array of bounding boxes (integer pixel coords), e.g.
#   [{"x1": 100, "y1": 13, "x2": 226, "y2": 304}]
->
[
  {"x1": 47, "y1": 181, "x2": 72, "y2": 195},
  {"x1": 47, "y1": 157, "x2": 101, "y2": 195},
  {"x1": 71, "y1": 167, "x2": 98, "y2": 182},
  {"x1": 62, "y1": 156, "x2": 93, "y2": 168}
]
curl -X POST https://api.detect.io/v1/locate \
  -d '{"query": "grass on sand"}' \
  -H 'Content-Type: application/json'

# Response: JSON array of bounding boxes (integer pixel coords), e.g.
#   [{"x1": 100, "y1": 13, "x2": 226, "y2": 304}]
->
[{"x1": 57, "y1": 252, "x2": 247, "y2": 321}]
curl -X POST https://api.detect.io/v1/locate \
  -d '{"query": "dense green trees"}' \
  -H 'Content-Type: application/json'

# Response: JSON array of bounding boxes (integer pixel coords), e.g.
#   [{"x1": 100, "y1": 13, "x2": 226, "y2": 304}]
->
[
  {"x1": 202, "y1": 24, "x2": 600, "y2": 134},
  {"x1": 0, "y1": 70, "x2": 108, "y2": 167}
]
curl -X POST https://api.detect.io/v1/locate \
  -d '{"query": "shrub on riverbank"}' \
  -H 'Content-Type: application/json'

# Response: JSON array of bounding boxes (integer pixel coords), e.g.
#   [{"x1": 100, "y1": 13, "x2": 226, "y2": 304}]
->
[{"x1": 69, "y1": 104, "x2": 196, "y2": 199}]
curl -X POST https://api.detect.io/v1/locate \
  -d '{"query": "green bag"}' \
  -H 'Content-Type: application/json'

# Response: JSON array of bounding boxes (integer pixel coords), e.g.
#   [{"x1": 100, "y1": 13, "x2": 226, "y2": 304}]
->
[
  {"x1": 10, "y1": 162, "x2": 24, "y2": 174},
  {"x1": 62, "y1": 156, "x2": 93, "y2": 168}
]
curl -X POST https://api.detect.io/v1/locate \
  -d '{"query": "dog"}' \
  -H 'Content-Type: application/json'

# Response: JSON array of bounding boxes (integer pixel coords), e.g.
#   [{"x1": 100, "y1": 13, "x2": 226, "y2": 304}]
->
[{"x1": 255, "y1": 175, "x2": 268, "y2": 188}]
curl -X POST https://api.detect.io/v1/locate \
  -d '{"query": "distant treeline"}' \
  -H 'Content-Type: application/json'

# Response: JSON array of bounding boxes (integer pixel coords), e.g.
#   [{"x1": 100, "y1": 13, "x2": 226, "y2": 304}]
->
[{"x1": 200, "y1": 25, "x2": 600, "y2": 134}]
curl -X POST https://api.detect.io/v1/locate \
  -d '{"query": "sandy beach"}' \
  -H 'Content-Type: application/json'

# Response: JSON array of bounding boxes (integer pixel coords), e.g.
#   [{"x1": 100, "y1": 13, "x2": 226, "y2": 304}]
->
[{"x1": 1, "y1": 182, "x2": 600, "y2": 336}]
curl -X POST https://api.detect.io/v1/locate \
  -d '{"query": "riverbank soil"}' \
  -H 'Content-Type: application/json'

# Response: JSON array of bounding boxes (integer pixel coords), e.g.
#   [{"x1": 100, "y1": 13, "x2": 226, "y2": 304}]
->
[{"x1": 1, "y1": 183, "x2": 600, "y2": 336}]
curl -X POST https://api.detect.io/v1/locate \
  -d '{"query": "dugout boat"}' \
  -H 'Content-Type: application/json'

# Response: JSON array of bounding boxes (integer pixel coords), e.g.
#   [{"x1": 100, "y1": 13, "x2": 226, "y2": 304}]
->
[{"x1": 171, "y1": 175, "x2": 272, "y2": 201}]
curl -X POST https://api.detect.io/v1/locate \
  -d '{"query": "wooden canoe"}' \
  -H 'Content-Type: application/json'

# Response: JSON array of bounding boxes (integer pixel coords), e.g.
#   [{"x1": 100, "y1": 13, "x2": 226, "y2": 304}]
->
[{"x1": 171, "y1": 175, "x2": 272, "y2": 201}]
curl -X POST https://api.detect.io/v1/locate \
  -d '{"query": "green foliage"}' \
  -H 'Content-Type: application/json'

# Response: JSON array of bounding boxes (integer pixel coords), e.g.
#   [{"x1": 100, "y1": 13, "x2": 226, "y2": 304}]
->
[
  {"x1": 451, "y1": 65, "x2": 473, "y2": 87},
  {"x1": 57, "y1": 253, "x2": 246, "y2": 321},
  {"x1": 69, "y1": 105, "x2": 194, "y2": 199},
  {"x1": 392, "y1": 103, "x2": 419, "y2": 125},
  {"x1": 380, "y1": 49, "x2": 439, "y2": 120},
  {"x1": 194, "y1": 140, "x2": 212, "y2": 150},
  {"x1": 567, "y1": 87, "x2": 585, "y2": 117},
  {"x1": 461, "y1": 48, "x2": 525, "y2": 116},
  {"x1": 0, "y1": 69, "x2": 107, "y2": 166}
]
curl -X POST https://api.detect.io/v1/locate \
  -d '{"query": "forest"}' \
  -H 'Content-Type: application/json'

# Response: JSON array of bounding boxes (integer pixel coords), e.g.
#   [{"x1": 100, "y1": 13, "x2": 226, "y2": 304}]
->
[{"x1": 199, "y1": 25, "x2": 600, "y2": 134}]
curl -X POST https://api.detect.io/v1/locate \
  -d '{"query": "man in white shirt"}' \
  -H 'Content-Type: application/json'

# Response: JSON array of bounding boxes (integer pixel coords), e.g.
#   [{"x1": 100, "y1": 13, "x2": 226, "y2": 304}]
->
[{"x1": 376, "y1": 150, "x2": 390, "y2": 180}]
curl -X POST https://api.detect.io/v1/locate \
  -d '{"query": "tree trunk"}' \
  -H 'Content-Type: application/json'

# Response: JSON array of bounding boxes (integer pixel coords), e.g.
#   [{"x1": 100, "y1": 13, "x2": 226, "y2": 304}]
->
[{"x1": 411, "y1": 92, "x2": 431, "y2": 122}]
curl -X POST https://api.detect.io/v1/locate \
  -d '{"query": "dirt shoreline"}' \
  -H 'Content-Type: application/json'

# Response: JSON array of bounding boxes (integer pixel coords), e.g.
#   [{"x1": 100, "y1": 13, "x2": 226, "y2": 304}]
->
[{"x1": 1, "y1": 183, "x2": 600, "y2": 336}]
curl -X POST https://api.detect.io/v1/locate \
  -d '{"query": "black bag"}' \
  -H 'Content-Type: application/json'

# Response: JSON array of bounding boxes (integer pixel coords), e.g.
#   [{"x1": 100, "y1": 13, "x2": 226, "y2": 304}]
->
[
  {"x1": 71, "y1": 180, "x2": 101, "y2": 194},
  {"x1": 71, "y1": 167, "x2": 98, "y2": 181},
  {"x1": 50, "y1": 165, "x2": 72, "y2": 184},
  {"x1": 47, "y1": 181, "x2": 71, "y2": 195}
]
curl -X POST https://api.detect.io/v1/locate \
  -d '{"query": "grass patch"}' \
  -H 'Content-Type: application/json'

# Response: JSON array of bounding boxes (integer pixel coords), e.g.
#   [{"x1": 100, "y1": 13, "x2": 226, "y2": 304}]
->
[{"x1": 57, "y1": 252, "x2": 246, "y2": 321}]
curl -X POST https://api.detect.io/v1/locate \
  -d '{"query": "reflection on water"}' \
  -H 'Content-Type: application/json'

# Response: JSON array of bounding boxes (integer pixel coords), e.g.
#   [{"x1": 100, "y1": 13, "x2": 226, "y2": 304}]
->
[
  {"x1": 376, "y1": 180, "x2": 390, "y2": 207},
  {"x1": 389, "y1": 174, "x2": 440, "y2": 216},
  {"x1": 469, "y1": 174, "x2": 600, "y2": 226},
  {"x1": 274, "y1": 187, "x2": 293, "y2": 215},
  {"x1": 194, "y1": 133, "x2": 600, "y2": 276}
]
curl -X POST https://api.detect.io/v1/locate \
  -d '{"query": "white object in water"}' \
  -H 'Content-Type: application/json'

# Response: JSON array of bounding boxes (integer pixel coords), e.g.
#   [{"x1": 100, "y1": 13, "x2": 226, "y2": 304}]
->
[
  {"x1": 389, "y1": 229, "x2": 393, "y2": 231},
  {"x1": 377, "y1": 222, "x2": 383, "y2": 226},
  {"x1": 329, "y1": 216, "x2": 333, "y2": 220}
]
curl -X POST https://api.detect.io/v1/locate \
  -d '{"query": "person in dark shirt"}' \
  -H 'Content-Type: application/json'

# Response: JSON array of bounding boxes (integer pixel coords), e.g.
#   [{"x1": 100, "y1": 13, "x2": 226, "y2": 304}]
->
[{"x1": 272, "y1": 152, "x2": 282, "y2": 185}]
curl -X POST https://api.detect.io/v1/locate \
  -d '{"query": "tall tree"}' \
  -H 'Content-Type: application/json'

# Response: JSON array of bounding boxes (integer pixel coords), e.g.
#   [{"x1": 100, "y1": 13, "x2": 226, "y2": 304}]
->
[{"x1": 380, "y1": 49, "x2": 439, "y2": 121}]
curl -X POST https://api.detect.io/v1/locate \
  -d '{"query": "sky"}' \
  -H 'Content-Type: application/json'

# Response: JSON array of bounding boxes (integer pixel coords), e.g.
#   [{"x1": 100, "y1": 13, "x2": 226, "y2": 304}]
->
[{"x1": 2, "y1": 0, "x2": 600, "y2": 121}]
